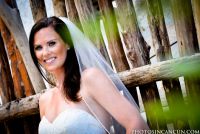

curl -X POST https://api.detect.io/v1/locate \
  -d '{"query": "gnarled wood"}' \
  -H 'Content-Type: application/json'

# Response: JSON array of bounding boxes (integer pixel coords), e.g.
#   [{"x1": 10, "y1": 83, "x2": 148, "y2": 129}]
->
[
  {"x1": 146, "y1": 0, "x2": 172, "y2": 61},
  {"x1": 29, "y1": 0, "x2": 47, "y2": 22},
  {"x1": 0, "y1": 0, "x2": 46, "y2": 93},
  {"x1": 170, "y1": 0, "x2": 199, "y2": 56},
  {"x1": 65, "y1": 0, "x2": 80, "y2": 25},
  {"x1": 115, "y1": 0, "x2": 166, "y2": 129},
  {"x1": 0, "y1": 34, "x2": 15, "y2": 104},
  {"x1": 1, "y1": 1, "x2": 41, "y2": 133},
  {"x1": 119, "y1": 54, "x2": 200, "y2": 86},
  {"x1": 115, "y1": 0, "x2": 150, "y2": 67},
  {"x1": 98, "y1": 0, "x2": 129, "y2": 72},
  {"x1": 52, "y1": 0, "x2": 67, "y2": 17},
  {"x1": 0, "y1": 31, "x2": 21, "y2": 134},
  {"x1": 0, "y1": 19, "x2": 34, "y2": 98},
  {"x1": 170, "y1": 0, "x2": 200, "y2": 129},
  {"x1": 146, "y1": 0, "x2": 189, "y2": 129},
  {"x1": 0, "y1": 93, "x2": 42, "y2": 122}
]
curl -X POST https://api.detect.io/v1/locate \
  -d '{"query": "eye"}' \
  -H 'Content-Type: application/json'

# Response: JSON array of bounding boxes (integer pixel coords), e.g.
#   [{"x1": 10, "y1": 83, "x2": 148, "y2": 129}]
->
[
  {"x1": 34, "y1": 45, "x2": 42, "y2": 51},
  {"x1": 48, "y1": 41, "x2": 56, "y2": 47}
]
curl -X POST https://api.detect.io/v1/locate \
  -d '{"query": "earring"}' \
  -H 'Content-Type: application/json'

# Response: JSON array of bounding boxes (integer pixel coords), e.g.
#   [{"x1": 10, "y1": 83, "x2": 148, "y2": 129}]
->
[{"x1": 67, "y1": 47, "x2": 70, "y2": 50}]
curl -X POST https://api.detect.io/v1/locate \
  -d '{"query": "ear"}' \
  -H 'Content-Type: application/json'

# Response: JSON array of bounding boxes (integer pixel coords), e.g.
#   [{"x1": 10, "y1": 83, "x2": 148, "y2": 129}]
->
[{"x1": 65, "y1": 43, "x2": 70, "y2": 50}]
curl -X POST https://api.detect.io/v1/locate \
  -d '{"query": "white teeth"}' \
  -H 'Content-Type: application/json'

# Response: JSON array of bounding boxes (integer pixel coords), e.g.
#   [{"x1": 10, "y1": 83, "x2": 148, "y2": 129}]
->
[{"x1": 45, "y1": 57, "x2": 56, "y2": 63}]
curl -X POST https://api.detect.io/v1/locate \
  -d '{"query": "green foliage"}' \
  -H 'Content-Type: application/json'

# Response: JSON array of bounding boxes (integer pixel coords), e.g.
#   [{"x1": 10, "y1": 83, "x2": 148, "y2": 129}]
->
[{"x1": 146, "y1": 61, "x2": 200, "y2": 129}]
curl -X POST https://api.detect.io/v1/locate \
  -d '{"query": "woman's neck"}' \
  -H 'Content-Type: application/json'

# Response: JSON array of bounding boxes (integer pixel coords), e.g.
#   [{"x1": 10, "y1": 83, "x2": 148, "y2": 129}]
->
[{"x1": 51, "y1": 68, "x2": 65, "y2": 90}]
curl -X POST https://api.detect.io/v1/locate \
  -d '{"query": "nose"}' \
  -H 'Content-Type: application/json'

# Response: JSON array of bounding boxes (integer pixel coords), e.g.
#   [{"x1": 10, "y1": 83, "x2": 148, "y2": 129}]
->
[{"x1": 42, "y1": 46, "x2": 50, "y2": 57}]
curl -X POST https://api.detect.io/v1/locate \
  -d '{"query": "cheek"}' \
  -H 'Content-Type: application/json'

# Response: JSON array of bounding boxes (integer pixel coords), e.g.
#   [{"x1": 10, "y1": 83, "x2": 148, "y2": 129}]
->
[
  {"x1": 58, "y1": 46, "x2": 68, "y2": 58},
  {"x1": 60, "y1": 50, "x2": 67, "y2": 62},
  {"x1": 35, "y1": 51, "x2": 42, "y2": 60}
]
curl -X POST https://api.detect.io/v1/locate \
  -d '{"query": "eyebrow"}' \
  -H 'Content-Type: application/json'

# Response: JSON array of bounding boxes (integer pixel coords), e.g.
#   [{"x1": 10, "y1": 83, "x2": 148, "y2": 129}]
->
[
  {"x1": 34, "y1": 38, "x2": 57, "y2": 46},
  {"x1": 34, "y1": 44, "x2": 41, "y2": 48},
  {"x1": 46, "y1": 39, "x2": 57, "y2": 44}
]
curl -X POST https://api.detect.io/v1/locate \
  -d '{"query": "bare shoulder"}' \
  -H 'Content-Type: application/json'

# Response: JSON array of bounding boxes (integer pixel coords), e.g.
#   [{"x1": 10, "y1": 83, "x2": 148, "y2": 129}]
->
[
  {"x1": 39, "y1": 88, "x2": 54, "y2": 117},
  {"x1": 81, "y1": 67, "x2": 113, "y2": 95},
  {"x1": 39, "y1": 88, "x2": 53, "y2": 104},
  {"x1": 82, "y1": 67, "x2": 107, "y2": 81},
  {"x1": 81, "y1": 68, "x2": 106, "y2": 92}
]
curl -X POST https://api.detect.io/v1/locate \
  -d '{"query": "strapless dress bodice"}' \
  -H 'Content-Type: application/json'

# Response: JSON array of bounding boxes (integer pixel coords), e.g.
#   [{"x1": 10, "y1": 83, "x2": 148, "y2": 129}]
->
[{"x1": 38, "y1": 108, "x2": 106, "y2": 134}]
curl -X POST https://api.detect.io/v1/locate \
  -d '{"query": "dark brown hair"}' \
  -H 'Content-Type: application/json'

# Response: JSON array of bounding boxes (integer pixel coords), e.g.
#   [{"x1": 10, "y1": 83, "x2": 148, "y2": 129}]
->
[{"x1": 29, "y1": 16, "x2": 81, "y2": 102}]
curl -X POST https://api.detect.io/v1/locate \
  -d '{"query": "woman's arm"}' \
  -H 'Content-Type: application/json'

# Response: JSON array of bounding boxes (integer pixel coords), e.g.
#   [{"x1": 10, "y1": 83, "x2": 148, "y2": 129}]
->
[{"x1": 83, "y1": 68, "x2": 149, "y2": 133}]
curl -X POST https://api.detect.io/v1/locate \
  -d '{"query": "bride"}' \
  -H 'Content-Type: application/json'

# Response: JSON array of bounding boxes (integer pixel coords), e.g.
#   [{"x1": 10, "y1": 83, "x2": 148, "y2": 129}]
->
[{"x1": 29, "y1": 16, "x2": 149, "y2": 134}]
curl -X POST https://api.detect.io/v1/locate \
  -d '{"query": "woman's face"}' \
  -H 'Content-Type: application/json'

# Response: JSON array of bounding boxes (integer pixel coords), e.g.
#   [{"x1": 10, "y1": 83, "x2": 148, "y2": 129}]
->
[{"x1": 33, "y1": 26, "x2": 68, "y2": 73}]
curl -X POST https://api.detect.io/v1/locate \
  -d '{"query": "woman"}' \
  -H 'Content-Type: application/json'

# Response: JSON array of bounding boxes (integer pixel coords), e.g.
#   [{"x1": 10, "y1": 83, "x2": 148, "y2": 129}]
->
[{"x1": 29, "y1": 16, "x2": 149, "y2": 134}]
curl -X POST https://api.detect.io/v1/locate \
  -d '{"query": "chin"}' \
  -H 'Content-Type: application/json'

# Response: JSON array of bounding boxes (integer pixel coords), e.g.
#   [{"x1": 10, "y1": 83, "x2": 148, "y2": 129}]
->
[
  {"x1": 45, "y1": 65, "x2": 64, "y2": 73},
  {"x1": 46, "y1": 68, "x2": 57, "y2": 73}
]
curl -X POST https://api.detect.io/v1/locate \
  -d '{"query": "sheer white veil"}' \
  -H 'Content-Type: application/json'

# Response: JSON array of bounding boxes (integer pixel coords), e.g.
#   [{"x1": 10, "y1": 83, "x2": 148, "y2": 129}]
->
[{"x1": 59, "y1": 17, "x2": 139, "y2": 134}]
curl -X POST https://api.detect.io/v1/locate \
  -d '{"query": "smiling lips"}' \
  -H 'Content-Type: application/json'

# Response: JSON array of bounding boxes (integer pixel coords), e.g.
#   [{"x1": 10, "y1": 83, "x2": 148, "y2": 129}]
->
[{"x1": 44, "y1": 57, "x2": 56, "y2": 63}]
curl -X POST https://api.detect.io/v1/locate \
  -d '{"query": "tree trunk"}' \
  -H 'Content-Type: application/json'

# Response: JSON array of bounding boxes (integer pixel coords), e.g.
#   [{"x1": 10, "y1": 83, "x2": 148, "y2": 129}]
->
[
  {"x1": 0, "y1": 19, "x2": 34, "y2": 98},
  {"x1": 98, "y1": 0, "x2": 129, "y2": 72},
  {"x1": 29, "y1": 0, "x2": 47, "y2": 22},
  {"x1": 0, "y1": 33, "x2": 23, "y2": 134},
  {"x1": 146, "y1": 0, "x2": 172, "y2": 61},
  {"x1": 0, "y1": 34, "x2": 15, "y2": 104},
  {"x1": 0, "y1": 0, "x2": 46, "y2": 93},
  {"x1": 191, "y1": 0, "x2": 200, "y2": 50},
  {"x1": 115, "y1": 0, "x2": 167, "y2": 129},
  {"x1": 52, "y1": 0, "x2": 67, "y2": 17},
  {"x1": 170, "y1": 0, "x2": 199, "y2": 56},
  {"x1": 170, "y1": 0, "x2": 200, "y2": 129},
  {"x1": 65, "y1": 0, "x2": 80, "y2": 26},
  {"x1": 118, "y1": 54, "x2": 200, "y2": 87},
  {"x1": 115, "y1": 0, "x2": 150, "y2": 67},
  {"x1": 74, "y1": 0, "x2": 112, "y2": 66},
  {"x1": 0, "y1": 1, "x2": 45, "y2": 133},
  {"x1": 146, "y1": 0, "x2": 189, "y2": 129},
  {"x1": 0, "y1": 93, "x2": 41, "y2": 122},
  {"x1": 16, "y1": 47, "x2": 35, "y2": 96}
]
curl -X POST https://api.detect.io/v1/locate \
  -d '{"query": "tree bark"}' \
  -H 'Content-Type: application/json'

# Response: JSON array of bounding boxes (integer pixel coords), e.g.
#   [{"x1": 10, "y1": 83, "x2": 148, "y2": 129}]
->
[
  {"x1": 0, "y1": 0, "x2": 46, "y2": 93},
  {"x1": 170, "y1": 0, "x2": 200, "y2": 129},
  {"x1": 0, "y1": 32, "x2": 23, "y2": 134},
  {"x1": 146, "y1": 0, "x2": 189, "y2": 129},
  {"x1": 98, "y1": 0, "x2": 129, "y2": 72},
  {"x1": 115, "y1": 0, "x2": 150, "y2": 67},
  {"x1": 52, "y1": 0, "x2": 67, "y2": 17},
  {"x1": 119, "y1": 54, "x2": 200, "y2": 87},
  {"x1": 115, "y1": 0, "x2": 166, "y2": 129},
  {"x1": 29, "y1": 0, "x2": 47, "y2": 22},
  {"x1": 0, "y1": 34, "x2": 16, "y2": 104},
  {"x1": 146, "y1": 0, "x2": 172, "y2": 61},
  {"x1": 0, "y1": 93, "x2": 42, "y2": 122},
  {"x1": 65, "y1": 0, "x2": 80, "y2": 26},
  {"x1": 0, "y1": 1, "x2": 43, "y2": 133},
  {"x1": 170, "y1": 0, "x2": 199, "y2": 56},
  {"x1": 16, "y1": 47, "x2": 35, "y2": 97},
  {"x1": 0, "y1": 19, "x2": 34, "y2": 98}
]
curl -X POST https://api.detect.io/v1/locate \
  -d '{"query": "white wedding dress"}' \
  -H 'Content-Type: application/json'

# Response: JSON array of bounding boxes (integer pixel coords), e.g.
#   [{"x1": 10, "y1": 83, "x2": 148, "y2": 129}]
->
[{"x1": 38, "y1": 108, "x2": 107, "y2": 134}]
